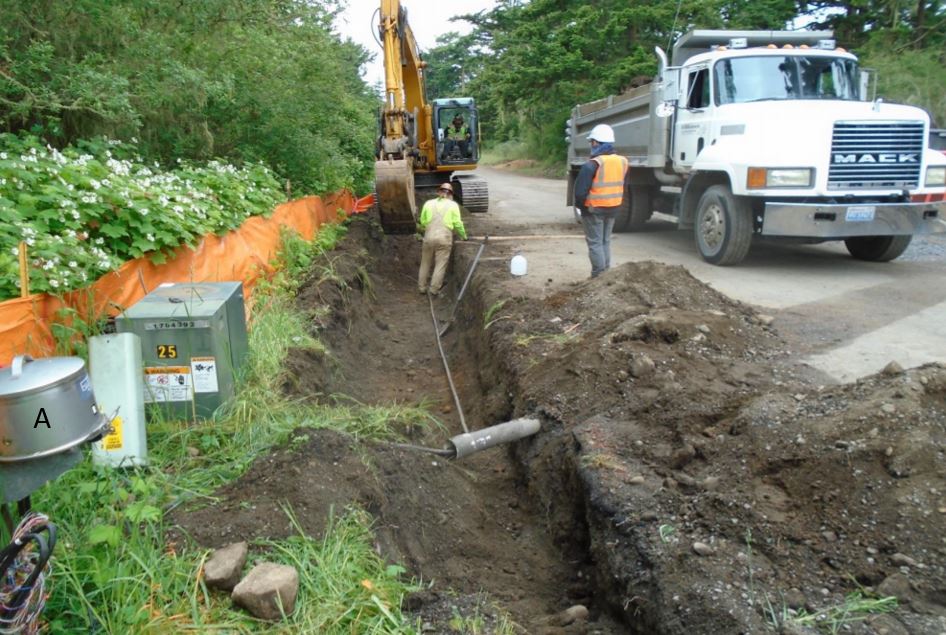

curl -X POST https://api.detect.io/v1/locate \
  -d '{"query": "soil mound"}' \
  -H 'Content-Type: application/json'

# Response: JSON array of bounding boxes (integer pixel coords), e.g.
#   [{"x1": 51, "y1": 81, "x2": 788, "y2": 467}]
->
[{"x1": 458, "y1": 250, "x2": 946, "y2": 633}]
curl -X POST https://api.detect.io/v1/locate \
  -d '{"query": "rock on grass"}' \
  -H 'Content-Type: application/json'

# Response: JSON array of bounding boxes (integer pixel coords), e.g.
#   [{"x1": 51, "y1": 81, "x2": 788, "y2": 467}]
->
[{"x1": 231, "y1": 562, "x2": 299, "y2": 620}]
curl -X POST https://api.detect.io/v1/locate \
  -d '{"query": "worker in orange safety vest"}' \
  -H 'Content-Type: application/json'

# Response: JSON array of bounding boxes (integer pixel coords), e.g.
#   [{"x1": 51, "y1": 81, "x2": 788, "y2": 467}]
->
[{"x1": 573, "y1": 124, "x2": 628, "y2": 277}]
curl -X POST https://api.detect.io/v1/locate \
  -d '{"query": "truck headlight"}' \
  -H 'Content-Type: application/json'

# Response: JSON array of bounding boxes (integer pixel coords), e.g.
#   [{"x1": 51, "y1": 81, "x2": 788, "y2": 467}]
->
[
  {"x1": 747, "y1": 167, "x2": 813, "y2": 189},
  {"x1": 926, "y1": 166, "x2": 946, "y2": 187}
]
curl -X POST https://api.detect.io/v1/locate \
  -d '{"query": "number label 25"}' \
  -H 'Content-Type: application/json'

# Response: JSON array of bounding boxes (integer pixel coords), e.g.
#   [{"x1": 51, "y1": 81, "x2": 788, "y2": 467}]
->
[{"x1": 157, "y1": 344, "x2": 178, "y2": 359}]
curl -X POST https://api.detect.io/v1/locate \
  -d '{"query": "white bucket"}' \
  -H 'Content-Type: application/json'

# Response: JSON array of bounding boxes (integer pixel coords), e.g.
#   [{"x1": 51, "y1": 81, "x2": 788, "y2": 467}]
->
[{"x1": 510, "y1": 254, "x2": 527, "y2": 276}]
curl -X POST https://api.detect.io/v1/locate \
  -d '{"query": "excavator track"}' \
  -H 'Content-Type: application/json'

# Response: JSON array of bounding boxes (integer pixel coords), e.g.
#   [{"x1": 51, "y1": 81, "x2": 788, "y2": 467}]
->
[
  {"x1": 452, "y1": 175, "x2": 489, "y2": 213},
  {"x1": 375, "y1": 158, "x2": 417, "y2": 233}
]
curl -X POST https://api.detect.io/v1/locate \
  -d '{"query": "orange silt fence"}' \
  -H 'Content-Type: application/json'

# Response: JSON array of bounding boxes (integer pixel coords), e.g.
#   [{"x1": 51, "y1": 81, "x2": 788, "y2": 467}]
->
[{"x1": 0, "y1": 191, "x2": 360, "y2": 366}]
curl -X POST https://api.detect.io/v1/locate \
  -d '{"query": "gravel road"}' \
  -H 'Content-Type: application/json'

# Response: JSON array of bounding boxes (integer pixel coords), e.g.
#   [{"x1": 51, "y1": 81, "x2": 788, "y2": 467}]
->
[{"x1": 464, "y1": 166, "x2": 946, "y2": 383}]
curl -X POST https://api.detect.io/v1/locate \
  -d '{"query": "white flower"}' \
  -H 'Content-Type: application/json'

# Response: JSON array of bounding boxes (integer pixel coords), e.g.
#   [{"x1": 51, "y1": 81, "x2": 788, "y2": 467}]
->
[
  {"x1": 146, "y1": 233, "x2": 155, "y2": 242},
  {"x1": 90, "y1": 179, "x2": 101, "y2": 190},
  {"x1": 11, "y1": 246, "x2": 18, "y2": 256},
  {"x1": 49, "y1": 279, "x2": 60, "y2": 288},
  {"x1": 68, "y1": 261, "x2": 77, "y2": 268},
  {"x1": 140, "y1": 207, "x2": 149, "y2": 216},
  {"x1": 0, "y1": 152, "x2": 7, "y2": 160}
]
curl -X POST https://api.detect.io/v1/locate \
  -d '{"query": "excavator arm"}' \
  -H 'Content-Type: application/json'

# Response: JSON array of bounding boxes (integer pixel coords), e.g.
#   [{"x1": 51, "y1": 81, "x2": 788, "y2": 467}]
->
[
  {"x1": 374, "y1": 0, "x2": 489, "y2": 232},
  {"x1": 375, "y1": 0, "x2": 434, "y2": 232},
  {"x1": 378, "y1": 0, "x2": 432, "y2": 161}
]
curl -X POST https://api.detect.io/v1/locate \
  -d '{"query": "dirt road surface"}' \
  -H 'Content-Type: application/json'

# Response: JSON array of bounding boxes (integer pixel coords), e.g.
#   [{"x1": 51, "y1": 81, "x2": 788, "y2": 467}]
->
[{"x1": 474, "y1": 167, "x2": 946, "y2": 383}]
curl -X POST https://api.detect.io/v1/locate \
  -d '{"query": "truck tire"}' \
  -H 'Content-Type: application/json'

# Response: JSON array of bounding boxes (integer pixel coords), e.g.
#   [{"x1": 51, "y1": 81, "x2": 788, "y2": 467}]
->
[
  {"x1": 844, "y1": 235, "x2": 912, "y2": 262},
  {"x1": 693, "y1": 185, "x2": 752, "y2": 265},
  {"x1": 614, "y1": 186, "x2": 654, "y2": 233}
]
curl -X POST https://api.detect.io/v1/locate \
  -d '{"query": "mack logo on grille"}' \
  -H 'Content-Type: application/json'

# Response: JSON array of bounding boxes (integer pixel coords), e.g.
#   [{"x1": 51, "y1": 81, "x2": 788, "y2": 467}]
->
[{"x1": 833, "y1": 153, "x2": 918, "y2": 164}]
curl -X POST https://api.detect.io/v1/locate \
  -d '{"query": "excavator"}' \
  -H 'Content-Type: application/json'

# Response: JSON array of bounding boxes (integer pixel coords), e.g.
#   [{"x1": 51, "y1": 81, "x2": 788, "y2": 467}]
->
[{"x1": 374, "y1": 0, "x2": 489, "y2": 233}]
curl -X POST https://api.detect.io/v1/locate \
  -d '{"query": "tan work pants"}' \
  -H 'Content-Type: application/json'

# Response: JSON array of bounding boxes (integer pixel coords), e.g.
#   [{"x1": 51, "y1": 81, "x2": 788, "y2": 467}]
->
[{"x1": 418, "y1": 239, "x2": 452, "y2": 294}]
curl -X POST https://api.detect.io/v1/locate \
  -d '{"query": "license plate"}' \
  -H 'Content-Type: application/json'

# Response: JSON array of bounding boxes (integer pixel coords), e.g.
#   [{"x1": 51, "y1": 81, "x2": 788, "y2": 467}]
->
[{"x1": 845, "y1": 205, "x2": 875, "y2": 222}]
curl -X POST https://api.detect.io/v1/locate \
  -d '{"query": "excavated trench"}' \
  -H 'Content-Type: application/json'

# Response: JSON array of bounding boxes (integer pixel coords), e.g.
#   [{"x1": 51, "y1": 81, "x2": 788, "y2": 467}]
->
[
  {"x1": 282, "y1": 215, "x2": 626, "y2": 633},
  {"x1": 174, "y1": 213, "x2": 946, "y2": 634},
  {"x1": 175, "y1": 214, "x2": 625, "y2": 632}
]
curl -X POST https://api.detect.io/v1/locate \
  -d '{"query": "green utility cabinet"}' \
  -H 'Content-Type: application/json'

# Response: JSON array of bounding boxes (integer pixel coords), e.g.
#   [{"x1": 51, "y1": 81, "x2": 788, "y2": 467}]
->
[{"x1": 116, "y1": 282, "x2": 248, "y2": 419}]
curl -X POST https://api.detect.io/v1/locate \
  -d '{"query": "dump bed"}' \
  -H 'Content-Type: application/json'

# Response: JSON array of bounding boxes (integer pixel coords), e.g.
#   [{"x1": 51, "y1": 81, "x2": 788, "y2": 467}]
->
[{"x1": 567, "y1": 82, "x2": 669, "y2": 170}]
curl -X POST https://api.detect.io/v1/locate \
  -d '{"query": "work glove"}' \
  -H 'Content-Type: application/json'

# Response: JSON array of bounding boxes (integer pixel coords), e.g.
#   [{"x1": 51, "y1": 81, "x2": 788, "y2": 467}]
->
[{"x1": 574, "y1": 206, "x2": 583, "y2": 224}]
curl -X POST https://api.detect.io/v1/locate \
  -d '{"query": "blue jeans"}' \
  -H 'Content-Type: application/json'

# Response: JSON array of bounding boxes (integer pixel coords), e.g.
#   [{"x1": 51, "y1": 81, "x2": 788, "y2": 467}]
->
[{"x1": 581, "y1": 210, "x2": 616, "y2": 277}]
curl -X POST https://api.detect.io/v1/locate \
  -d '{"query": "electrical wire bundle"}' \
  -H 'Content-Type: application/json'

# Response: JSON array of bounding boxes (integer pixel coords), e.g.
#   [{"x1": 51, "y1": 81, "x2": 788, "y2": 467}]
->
[{"x1": 0, "y1": 513, "x2": 56, "y2": 634}]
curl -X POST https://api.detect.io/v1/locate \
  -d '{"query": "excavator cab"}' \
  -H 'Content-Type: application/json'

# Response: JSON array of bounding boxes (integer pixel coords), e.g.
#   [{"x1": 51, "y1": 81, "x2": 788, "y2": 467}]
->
[{"x1": 434, "y1": 99, "x2": 479, "y2": 167}]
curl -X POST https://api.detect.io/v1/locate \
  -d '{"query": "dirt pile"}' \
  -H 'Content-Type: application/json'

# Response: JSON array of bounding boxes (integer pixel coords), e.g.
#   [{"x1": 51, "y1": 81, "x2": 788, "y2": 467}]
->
[
  {"x1": 453, "y1": 245, "x2": 946, "y2": 634},
  {"x1": 174, "y1": 215, "x2": 946, "y2": 634}
]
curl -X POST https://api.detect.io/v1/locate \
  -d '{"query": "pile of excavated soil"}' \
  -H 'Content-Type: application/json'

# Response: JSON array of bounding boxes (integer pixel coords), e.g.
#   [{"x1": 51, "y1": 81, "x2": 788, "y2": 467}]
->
[
  {"x1": 173, "y1": 214, "x2": 946, "y2": 634},
  {"x1": 454, "y1": 243, "x2": 946, "y2": 634}
]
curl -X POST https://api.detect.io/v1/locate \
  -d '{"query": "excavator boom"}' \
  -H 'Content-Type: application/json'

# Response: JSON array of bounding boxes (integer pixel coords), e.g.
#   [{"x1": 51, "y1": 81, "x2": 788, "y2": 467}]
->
[{"x1": 374, "y1": 1, "x2": 488, "y2": 233}]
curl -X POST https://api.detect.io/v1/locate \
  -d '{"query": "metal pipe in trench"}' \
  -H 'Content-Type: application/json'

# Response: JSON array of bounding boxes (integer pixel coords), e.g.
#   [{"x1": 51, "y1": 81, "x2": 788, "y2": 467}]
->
[
  {"x1": 428, "y1": 293, "x2": 469, "y2": 433},
  {"x1": 439, "y1": 240, "x2": 486, "y2": 337},
  {"x1": 448, "y1": 418, "x2": 541, "y2": 459},
  {"x1": 416, "y1": 245, "x2": 540, "y2": 458}
]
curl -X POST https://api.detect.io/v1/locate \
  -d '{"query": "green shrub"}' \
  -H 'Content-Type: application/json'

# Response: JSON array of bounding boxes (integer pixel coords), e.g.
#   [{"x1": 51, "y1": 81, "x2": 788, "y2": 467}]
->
[{"x1": 0, "y1": 133, "x2": 282, "y2": 300}]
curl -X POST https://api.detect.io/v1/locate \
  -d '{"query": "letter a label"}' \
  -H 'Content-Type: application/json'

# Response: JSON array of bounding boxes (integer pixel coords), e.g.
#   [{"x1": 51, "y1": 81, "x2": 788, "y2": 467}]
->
[{"x1": 34, "y1": 407, "x2": 51, "y2": 429}]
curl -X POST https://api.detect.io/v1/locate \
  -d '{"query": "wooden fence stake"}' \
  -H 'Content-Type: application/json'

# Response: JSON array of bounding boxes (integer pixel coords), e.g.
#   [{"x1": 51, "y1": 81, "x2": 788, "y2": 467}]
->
[{"x1": 18, "y1": 240, "x2": 29, "y2": 298}]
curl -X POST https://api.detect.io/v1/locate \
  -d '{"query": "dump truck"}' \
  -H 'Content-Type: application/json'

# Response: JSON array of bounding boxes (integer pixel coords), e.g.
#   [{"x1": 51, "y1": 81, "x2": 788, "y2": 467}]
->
[
  {"x1": 374, "y1": 0, "x2": 488, "y2": 233},
  {"x1": 566, "y1": 30, "x2": 946, "y2": 265}
]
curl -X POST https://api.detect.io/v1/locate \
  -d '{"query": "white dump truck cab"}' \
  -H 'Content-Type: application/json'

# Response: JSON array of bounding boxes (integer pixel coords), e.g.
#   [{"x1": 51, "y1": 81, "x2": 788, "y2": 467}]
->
[{"x1": 567, "y1": 30, "x2": 946, "y2": 265}]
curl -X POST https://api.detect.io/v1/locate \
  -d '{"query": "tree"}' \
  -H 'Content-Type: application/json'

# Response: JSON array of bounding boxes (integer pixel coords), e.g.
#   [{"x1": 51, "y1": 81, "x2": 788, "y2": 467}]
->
[{"x1": 0, "y1": 0, "x2": 379, "y2": 193}]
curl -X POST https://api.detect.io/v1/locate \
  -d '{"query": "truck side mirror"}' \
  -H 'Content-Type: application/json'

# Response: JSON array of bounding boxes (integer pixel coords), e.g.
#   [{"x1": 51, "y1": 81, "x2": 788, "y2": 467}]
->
[
  {"x1": 859, "y1": 69, "x2": 876, "y2": 101},
  {"x1": 661, "y1": 68, "x2": 680, "y2": 104}
]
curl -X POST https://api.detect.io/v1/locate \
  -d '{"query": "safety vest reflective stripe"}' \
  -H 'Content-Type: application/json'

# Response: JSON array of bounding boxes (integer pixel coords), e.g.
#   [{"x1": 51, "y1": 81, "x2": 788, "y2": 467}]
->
[{"x1": 585, "y1": 155, "x2": 628, "y2": 208}]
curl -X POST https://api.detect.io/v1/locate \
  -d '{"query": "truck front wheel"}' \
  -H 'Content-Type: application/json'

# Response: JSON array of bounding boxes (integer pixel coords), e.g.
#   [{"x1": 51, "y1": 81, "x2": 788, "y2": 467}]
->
[
  {"x1": 694, "y1": 185, "x2": 752, "y2": 265},
  {"x1": 844, "y1": 235, "x2": 912, "y2": 262}
]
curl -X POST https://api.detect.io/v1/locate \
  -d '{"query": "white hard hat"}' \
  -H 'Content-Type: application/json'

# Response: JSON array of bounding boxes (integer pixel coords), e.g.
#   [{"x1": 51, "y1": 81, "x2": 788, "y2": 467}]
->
[{"x1": 588, "y1": 124, "x2": 615, "y2": 143}]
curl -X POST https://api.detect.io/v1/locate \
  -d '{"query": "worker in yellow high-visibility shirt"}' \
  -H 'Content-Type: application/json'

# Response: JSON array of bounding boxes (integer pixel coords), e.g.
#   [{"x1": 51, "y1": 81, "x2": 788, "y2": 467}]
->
[{"x1": 417, "y1": 182, "x2": 467, "y2": 296}]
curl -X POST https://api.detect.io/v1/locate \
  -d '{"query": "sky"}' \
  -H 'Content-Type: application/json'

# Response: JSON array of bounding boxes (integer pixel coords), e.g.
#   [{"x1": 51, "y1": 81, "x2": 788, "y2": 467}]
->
[{"x1": 336, "y1": 0, "x2": 497, "y2": 86}]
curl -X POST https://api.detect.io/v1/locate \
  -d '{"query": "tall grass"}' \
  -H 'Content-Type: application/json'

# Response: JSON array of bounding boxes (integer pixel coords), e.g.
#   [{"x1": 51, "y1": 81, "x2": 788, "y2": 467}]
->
[{"x1": 23, "y1": 218, "x2": 432, "y2": 633}]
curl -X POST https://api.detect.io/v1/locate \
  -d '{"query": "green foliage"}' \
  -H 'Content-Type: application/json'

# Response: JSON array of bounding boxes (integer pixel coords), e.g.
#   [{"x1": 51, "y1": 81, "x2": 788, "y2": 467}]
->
[
  {"x1": 0, "y1": 133, "x2": 282, "y2": 300},
  {"x1": 858, "y1": 35, "x2": 946, "y2": 126},
  {"x1": 0, "y1": 0, "x2": 377, "y2": 195},
  {"x1": 423, "y1": 31, "x2": 482, "y2": 100}
]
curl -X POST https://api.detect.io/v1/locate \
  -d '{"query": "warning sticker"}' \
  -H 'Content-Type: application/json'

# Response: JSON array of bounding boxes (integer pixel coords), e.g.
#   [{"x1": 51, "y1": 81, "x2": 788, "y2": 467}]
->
[
  {"x1": 190, "y1": 357, "x2": 219, "y2": 393},
  {"x1": 102, "y1": 416, "x2": 124, "y2": 451},
  {"x1": 144, "y1": 366, "x2": 193, "y2": 403}
]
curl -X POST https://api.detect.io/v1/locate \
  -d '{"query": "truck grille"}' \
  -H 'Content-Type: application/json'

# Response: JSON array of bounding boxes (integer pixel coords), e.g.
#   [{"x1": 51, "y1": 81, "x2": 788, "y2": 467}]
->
[{"x1": 828, "y1": 121, "x2": 924, "y2": 190}]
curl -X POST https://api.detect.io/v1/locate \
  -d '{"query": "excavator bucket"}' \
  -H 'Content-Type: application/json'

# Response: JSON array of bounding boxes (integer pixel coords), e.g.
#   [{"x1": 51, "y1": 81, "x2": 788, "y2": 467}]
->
[{"x1": 375, "y1": 158, "x2": 417, "y2": 233}]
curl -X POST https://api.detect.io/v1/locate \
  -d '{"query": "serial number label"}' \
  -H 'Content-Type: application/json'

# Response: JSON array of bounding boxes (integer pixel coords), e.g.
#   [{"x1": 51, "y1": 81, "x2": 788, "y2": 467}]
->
[
  {"x1": 157, "y1": 344, "x2": 178, "y2": 359},
  {"x1": 144, "y1": 320, "x2": 210, "y2": 331}
]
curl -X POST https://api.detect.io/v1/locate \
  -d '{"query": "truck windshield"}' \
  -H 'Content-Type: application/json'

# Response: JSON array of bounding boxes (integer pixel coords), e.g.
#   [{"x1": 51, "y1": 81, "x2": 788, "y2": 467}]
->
[{"x1": 714, "y1": 55, "x2": 859, "y2": 104}]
